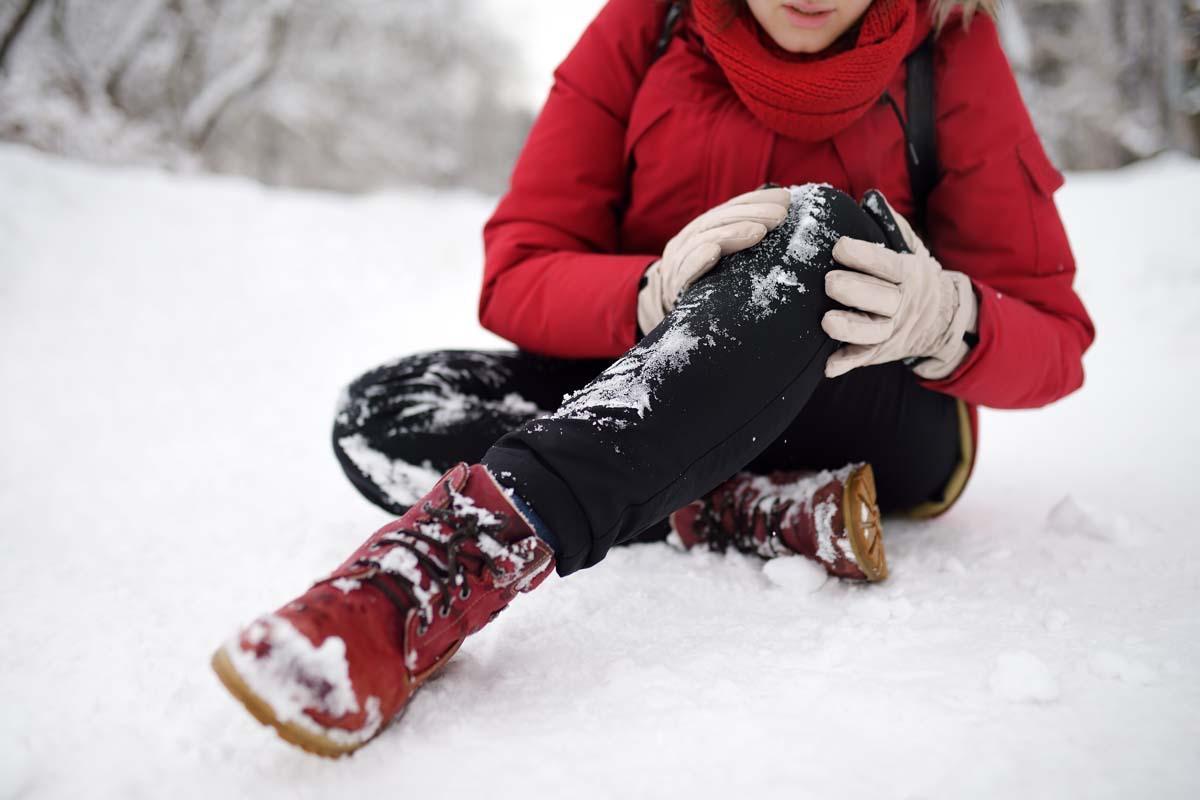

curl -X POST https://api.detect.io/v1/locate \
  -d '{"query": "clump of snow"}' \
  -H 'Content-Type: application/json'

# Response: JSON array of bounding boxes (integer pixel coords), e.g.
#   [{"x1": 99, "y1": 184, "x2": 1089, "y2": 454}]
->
[
  {"x1": 762, "y1": 556, "x2": 828, "y2": 592},
  {"x1": 1046, "y1": 495, "x2": 1148, "y2": 547},
  {"x1": 746, "y1": 264, "x2": 806, "y2": 319},
  {"x1": 988, "y1": 651, "x2": 1060, "y2": 704},
  {"x1": 336, "y1": 434, "x2": 442, "y2": 507},
  {"x1": 448, "y1": 482, "x2": 505, "y2": 529},
  {"x1": 812, "y1": 498, "x2": 840, "y2": 565},
  {"x1": 223, "y1": 616, "x2": 383, "y2": 745},
  {"x1": 863, "y1": 191, "x2": 885, "y2": 217},
  {"x1": 941, "y1": 555, "x2": 968, "y2": 575},
  {"x1": 784, "y1": 183, "x2": 833, "y2": 264},
  {"x1": 1088, "y1": 651, "x2": 1160, "y2": 686}
]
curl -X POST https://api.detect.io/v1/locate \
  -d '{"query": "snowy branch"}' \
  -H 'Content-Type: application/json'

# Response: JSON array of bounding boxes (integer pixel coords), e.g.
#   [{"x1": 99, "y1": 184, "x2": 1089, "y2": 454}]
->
[
  {"x1": 0, "y1": 0, "x2": 42, "y2": 74},
  {"x1": 181, "y1": 7, "x2": 285, "y2": 145}
]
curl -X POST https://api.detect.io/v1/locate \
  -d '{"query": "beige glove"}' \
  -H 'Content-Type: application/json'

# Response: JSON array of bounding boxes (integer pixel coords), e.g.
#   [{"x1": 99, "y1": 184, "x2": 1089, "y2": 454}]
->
[
  {"x1": 821, "y1": 199, "x2": 978, "y2": 380},
  {"x1": 638, "y1": 187, "x2": 791, "y2": 334}
]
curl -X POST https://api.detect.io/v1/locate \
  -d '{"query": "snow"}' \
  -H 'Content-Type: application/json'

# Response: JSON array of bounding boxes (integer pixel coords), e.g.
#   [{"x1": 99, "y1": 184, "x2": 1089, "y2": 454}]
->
[
  {"x1": 1088, "y1": 651, "x2": 1161, "y2": 687},
  {"x1": 728, "y1": 465, "x2": 857, "y2": 560},
  {"x1": 335, "y1": 433, "x2": 441, "y2": 508},
  {"x1": 761, "y1": 556, "x2": 828, "y2": 593},
  {"x1": 343, "y1": 363, "x2": 541, "y2": 435},
  {"x1": 812, "y1": 497, "x2": 841, "y2": 564},
  {"x1": 784, "y1": 182, "x2": 833, "y2": 264},
  {"x1": 222, "y1": 616, "x2": 383, "y2": 745},
  {"x1": 2, "y1": 144, "x2": 1199, "y2": 798},
  {"x1": 988, "y1": 651, "x2": 1061, "y2": 704},
  {"x1": 1046, "y1": 494, "x2": 1148, "y2": 547},
  {"x1": 552, "y1": 315, "x2": 702, "y2": 429},
  {"x1": 747, "y1": 264, "x2": 806, "y2": 318}
]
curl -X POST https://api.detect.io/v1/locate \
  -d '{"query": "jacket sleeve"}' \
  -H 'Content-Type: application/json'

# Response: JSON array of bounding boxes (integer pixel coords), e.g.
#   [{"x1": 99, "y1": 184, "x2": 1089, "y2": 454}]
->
[
  {"x1": 919, "y1": 15, "x2": 1095, "y2": 409},
  {"x1": 479, "y1": 0, "x2": 662, "y2": 358}
]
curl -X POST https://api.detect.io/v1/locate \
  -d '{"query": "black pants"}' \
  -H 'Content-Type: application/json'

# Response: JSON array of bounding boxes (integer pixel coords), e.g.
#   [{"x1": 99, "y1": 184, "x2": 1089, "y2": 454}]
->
[{"x1": 334, "y1": 186, "x2": 961, "y2": 575}]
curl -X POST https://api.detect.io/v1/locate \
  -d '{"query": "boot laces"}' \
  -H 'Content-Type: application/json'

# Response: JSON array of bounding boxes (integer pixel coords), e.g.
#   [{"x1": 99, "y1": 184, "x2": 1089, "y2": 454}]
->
[
  {"x1": 694, "y1": 480, "x2": 795, "y2": 558},
  {"x1": 348, "y1": 481, "x2": 510, "y2": 635}
]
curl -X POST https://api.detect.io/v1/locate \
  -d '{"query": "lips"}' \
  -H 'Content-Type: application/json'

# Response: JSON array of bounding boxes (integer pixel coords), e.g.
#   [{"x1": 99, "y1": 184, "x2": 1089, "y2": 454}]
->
[{"x1": 782, "y1": 1, "x2": 836, "y2": 29}]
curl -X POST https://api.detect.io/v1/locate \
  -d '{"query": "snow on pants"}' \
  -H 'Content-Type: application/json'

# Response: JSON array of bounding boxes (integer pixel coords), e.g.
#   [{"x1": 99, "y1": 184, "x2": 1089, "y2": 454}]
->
[{"x1": 334, "y1": 185, "x2": 961, "y2": 575}]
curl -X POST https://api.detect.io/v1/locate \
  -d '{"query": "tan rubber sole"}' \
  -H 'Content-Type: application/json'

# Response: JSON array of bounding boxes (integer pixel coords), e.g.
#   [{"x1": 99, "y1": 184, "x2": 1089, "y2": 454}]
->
[
  {"x1": 211, "y1": 647, "x2": 367, "y2": 758},
  {"x1": 211, "y1": 641, "x2": 461, "y2": 758},
  {"x1": 843, "y1": 464, "x2": 888, "y2": 582}
]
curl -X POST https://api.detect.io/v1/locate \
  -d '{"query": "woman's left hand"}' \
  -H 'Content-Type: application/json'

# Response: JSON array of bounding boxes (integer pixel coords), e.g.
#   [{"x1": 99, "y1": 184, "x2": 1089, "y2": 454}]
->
[{"x1": 821, "y1": 194, "x2": 978, "y2": 380}]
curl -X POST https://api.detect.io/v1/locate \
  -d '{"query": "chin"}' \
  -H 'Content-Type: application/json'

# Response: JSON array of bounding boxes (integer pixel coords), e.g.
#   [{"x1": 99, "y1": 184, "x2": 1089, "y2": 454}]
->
[{"x1": 774, "y1": 31, "x2": 837, "y2": 54}]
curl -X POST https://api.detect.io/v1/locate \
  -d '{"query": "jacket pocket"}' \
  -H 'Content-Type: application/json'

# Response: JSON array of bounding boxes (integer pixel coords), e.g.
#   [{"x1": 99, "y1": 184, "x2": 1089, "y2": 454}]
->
[
  {"x1": 1016, "y1": 136, "x2": 1072, "y2": 275},
  {"x1": 1016, "y1": 136, "x2": 1065, "y2": 197},
  {"x1": 623, "y1": 102, "x2": 672, "y2": 164}
]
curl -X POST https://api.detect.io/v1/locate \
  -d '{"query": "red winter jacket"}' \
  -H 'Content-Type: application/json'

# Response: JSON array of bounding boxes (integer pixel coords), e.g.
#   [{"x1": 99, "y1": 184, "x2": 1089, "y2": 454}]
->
[{"x1": 480, "y1": 0, "x2": 1094, "y2": 418}]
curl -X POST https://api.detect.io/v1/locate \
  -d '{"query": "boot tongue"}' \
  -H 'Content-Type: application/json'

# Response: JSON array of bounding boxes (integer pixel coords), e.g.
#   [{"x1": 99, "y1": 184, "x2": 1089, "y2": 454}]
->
[
  {"x1": 322, "y1": 463, "x2": 544, "y2": 618},
  {"x1": 453, "y1": 464, "x2": 537, "y2": 546}
]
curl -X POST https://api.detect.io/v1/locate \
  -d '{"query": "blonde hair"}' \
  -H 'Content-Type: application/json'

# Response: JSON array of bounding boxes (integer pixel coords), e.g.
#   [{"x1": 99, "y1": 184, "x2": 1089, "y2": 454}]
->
[{"x1": 931, "y1": 0, "x2": 998, "y2": 31}]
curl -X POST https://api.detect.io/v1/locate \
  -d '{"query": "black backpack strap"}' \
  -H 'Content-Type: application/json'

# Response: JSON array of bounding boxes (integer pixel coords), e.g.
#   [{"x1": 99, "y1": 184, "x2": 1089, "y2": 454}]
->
[
  {"x1": 904, "y1": 34, "x2": 938, "y2": 229},
  {"x1": 652, "y1": 1, "x2": 685, "y2": 63}
]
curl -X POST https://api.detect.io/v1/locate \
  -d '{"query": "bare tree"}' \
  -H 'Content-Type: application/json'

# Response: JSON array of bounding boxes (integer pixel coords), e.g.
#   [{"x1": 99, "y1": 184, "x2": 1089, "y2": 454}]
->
[
  {"x1": 0, "y1": 0, "x2": 42, "y2": 74},
  {"x1": 1002, "y1": 0, "x2": 1199, "y2": 168},
  {"x1": 0, "y1": 0, "x2": 530, "y2": 192},
  {"x1": 5, "y1": 0, "x2": 1193, "y2": 184}
]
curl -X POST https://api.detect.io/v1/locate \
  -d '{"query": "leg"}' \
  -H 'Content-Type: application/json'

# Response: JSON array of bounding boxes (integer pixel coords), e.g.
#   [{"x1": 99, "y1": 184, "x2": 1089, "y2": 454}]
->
[
  {"x1": 332, "y1": 350, "x2": 608, "y2": 513},
  {"x1": 667, "y1": 363, "x2": 961, "y2": 582},
  {"x1": 213, "y1": 185, "x2": 911, "y2": 755},
  {"x1": 483, "y1": 184, "x2": 891, "y2": 574},
  {"x1": 748, "y1": 361, "x2": 961, "y2": 513}
]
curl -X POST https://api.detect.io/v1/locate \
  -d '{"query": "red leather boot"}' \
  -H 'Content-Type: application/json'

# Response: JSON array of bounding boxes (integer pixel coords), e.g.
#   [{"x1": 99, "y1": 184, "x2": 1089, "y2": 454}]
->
[
  {"x1": 668, "y1": 463, "x2": 886, "y2": 581},
  {"x1": 211, "y1": 463, "x2": 555, "y2": 757}
]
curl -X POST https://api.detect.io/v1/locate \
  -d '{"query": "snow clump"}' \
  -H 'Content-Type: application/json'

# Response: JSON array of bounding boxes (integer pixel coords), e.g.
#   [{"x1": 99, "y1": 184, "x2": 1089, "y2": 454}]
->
[
  {"x1": 762, "y1": 556, "x2": 828, "y2": 592},
  {"x1": 988, "y1": 650, "x2": 1060, "y2": 704}
]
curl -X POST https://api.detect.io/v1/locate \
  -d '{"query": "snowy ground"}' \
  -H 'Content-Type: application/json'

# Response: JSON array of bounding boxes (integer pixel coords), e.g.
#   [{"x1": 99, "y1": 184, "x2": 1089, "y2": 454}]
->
[{"x1": 1, "y1": 143, "x2": 1198, "y2": 799}]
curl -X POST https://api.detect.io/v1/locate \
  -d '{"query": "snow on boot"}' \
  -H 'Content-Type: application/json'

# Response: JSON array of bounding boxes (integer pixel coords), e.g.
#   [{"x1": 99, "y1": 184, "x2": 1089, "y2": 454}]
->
[
  {"x1": 668, "y1": 463, "x2": 886, "y2": 581},
  {"x1": 211, "y1": 463, "x2": 555, "y2": 757}
]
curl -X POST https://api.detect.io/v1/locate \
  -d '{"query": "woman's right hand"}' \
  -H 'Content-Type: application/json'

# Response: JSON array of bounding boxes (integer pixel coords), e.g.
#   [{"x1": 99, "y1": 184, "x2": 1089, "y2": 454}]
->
[{"x1": 637, "y1": 187, "x2": 791, "y2": 334}]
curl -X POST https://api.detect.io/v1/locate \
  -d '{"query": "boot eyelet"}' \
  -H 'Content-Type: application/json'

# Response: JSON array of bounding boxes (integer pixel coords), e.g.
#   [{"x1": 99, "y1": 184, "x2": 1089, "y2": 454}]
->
[
  {"x1": 417, "y1": 622, "x2": 429, "y2": 636},
  {"x1": 438, "y1": 605, "x2": 451, "y2": 618},
  {"x1": 459, "y1": 585, "x2": 471, "y2": 600}
]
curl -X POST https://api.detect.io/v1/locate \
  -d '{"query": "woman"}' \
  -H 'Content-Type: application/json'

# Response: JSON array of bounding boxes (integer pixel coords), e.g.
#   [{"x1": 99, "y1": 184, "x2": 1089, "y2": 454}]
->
[{"x1": 213, "y1": 0, "x2": 1094, "y2": 756}]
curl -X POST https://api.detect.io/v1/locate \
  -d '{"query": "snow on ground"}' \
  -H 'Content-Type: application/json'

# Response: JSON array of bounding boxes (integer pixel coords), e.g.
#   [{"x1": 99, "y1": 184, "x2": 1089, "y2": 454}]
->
[{"x1": 1, "y1": 144, "x2": 1198, "y2": 798}]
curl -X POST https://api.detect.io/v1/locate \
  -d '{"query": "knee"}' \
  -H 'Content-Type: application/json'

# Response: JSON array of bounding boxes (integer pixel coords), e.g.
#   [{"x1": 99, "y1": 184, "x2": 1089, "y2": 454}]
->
[
  {"x1": 674, "y1": 184, "x2": 874, "y2": 325},
  {"x1": 778, "y1": 184, "x2": 883, "y2": 270}
]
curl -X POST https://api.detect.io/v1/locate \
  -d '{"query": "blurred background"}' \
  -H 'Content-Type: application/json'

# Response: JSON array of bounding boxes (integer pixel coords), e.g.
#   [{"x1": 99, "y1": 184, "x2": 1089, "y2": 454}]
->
[{"x1": 1, "y1": 0, "x2": 1197, "y2": 195}]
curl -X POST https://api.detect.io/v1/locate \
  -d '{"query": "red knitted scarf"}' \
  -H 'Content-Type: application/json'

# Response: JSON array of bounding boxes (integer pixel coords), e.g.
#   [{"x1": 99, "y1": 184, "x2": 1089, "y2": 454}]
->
[{"x1": 692, "y1": 0, "x2": 920, "y2": 141}]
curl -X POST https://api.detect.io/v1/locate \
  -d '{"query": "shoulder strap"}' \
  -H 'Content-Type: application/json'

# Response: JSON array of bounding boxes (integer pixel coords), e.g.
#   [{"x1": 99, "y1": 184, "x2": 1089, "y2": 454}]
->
[
  {"x1": 652, "y1": 1, "x2": 685, "y2": 63},
  {"x1": 904, "y1": 34, "x2": 938, "y2": 227},
  {"x1": 619, "y1": 2, "x2": 684, "y2": 222}
]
